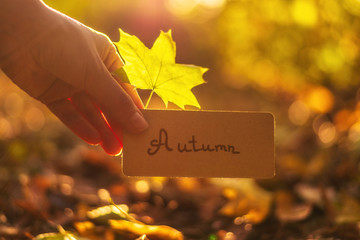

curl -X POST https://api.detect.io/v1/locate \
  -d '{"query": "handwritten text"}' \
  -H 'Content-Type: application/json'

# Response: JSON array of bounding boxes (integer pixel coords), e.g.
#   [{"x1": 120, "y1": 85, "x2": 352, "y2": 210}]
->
[{"x1": 147, "y1": 128, "x2": 240, "y2": 156}]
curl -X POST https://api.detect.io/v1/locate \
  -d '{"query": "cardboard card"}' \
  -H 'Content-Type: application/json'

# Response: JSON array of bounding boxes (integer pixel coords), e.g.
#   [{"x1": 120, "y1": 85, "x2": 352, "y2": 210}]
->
[{"x1": 123, "y1": 109, "x2": 275, "y2": 178}]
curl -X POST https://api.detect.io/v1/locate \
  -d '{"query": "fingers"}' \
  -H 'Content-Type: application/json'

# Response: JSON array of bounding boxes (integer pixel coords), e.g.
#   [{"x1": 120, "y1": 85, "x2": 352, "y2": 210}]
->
[
  {"x1": 92, "y1": 35, "x2": 147, "y2": 132},
  {"x1": 103, "y1": 44, "x2": 124, "y2": 73},
  {"x1": 84, "y1": 61, "x2": 149, "y2": 138},
  {"x1": 47, "y1": 99, "x2": 101, "y2": 145},
  {"x1": 96, "y1": 34, "x2": 144, "y2": 109},
  {"x1": 119, "y1": 81, "x2": 144, "y2": 110},
  {"x1": 39, "y1": 20, "x2": 149, "y2": 142},
  {"x1": 102, "y1": 41, "x2": 144, "y2": 110},
  {"x1": 70, "y1": 92, "x2": 123, "y2": 155},
  {"x1": 93, "y1": 31, "x2": 124, "y2": 73}
]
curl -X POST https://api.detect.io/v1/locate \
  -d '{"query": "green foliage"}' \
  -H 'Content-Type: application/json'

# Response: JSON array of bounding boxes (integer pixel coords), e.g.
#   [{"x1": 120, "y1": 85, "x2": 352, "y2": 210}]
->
[{"x1": 113, "y1": 29, "x2": 207, "y2": 109}]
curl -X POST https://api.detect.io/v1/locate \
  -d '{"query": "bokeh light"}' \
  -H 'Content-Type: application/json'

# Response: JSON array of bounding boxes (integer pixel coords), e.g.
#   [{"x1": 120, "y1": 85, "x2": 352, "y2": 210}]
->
[
  {"x1": 303, "y1": 86, "x2": 334, "y2": 113},
  {"x1": 288, "y1": 100, "x2": 311, "y2": 126},
  {"x1": 291, "y1": 0, "x2": 318, "y2": 27},
  {"x1": 317, "y1": 121, "x2": 337, "y2": 145},
  {"x1": 0, "y1": 117, "x2": 12, "y2": 139},
  {"x1": 349, "y1": 121, "x2": 360, "y2": 144},
  {"x1": 135, "y1": 180, "x2": 150, "y2": 194},
  {"x1": 24, "y1": 107, "x2": 45, "y2": 132},
  {"x1": 165, "y1": 0, "x2": 199, "y2": 16},
  {"x1": 4, "y1": 92, "x2": 24, "y2": 118}
]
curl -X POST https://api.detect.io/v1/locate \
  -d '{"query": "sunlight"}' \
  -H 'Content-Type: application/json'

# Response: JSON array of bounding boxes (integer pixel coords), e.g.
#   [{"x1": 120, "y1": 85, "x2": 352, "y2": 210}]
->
[
  {"x1": 135, "y1": 180, "x2": 150, "y2": 193},
  {"x1": 199, "y1": 0, "x2": 226, "y2": 9},
  {"x1": 291, "y1": 0, "x2": 318, "y2": 27},
  {"x1": 165, "y1": 0, "x2": 199, "y2": 15}
]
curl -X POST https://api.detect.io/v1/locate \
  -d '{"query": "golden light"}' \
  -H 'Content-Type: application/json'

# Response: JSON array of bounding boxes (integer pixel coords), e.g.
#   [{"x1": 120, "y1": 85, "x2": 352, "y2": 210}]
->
[
  {"x1": 339, "y1": 34, "x2": 359, "y2": 63},
  {"x1": 244, "y1": 223, "x2": 252, "y2": 231},
  {"x1": 176, "y1": 178, "x2": 199, "y2": 192},
  {"x1": 135, "y1": 180, "x2": 150, "y2": 193},
  {"x1": 303, "y1": 86, "x2": 334, "y2": 113},
  {"x1": 342, "y1": 0, "x2": 360, "y2": 17},
  {"x1": 252, "y1": 60, "x2": 277, "y2": 89},
  {"x1": 262, "y1": 0, "x2": 291, "y2": 24},
  {"x1": 291, "y1": 0, "x2": 318, "y2": 27},
  {"x1": 349, "y1": 121, "x2": 360, "y2": 143},
  {"x1": 288, "y1": 100, "x2": 311, "y2": 126},
  {"x1": 165, "y1": 0, "x2": 199, "y2": 16},
  {"x1": 319, "y1": 0, "x2": 342, "y2": 23},
  {"x1": 25, "y1": 106, "x2": 45, "y2": 131},
  {"x1": 317, "y1": 121, "x2": 337, "y2": 145},
  {"x1": 60, "y1": 183, "x2": 72, "y2": 195},
  {"x1": 234, "y1": 216, "x2": 245, "y2": 225},
  {"x1": 334, "y1": 109, "x2": 356, "y2": 132},
  {"x1": 199, "y1": 0, "x2": 226, "y2": 9},
  {"x1": 224, "y1": 232, "x2": 235, "y2": 240},
  {"x1": 0, "y1": 118, "x2": 12, "y2": 139},
  {"x1": 4, "y1": 92, "x2": 24, "y2": 118},
  {"x1": 317, "y1": 45, "x2": 345, "y2": 73},
  {"x1": 59, "y1": 175, "x2": 74, "y2": 196},
  {"x1": 222, "y1": 188, "x2": 237, "y2": 200},
  {"x1": 98, "y1": 188, "x2": 111, "y2": 201},
  {"x1": 150, "y1": 178, "x2": 164, "y2": 192}
]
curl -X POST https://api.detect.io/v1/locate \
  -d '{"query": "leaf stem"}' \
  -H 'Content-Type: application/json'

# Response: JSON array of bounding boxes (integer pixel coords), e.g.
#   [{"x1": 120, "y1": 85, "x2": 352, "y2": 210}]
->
[
  {"x1": 109, "y1": 198, "x2": 143, "y2": 224},
  {"x1": 144, "y1": 90, "x2": 154, "y2": 109}
]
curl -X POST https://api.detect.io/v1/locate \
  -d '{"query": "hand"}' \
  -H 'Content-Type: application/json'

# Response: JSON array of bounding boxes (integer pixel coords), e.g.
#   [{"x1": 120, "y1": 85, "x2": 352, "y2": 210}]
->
[{"x1": 0, "y1": 0, "x2": 148, "y2": 155}]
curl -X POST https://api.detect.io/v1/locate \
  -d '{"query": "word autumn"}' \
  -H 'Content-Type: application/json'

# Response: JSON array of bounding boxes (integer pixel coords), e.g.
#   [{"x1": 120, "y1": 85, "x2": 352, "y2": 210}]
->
[{"x1": 147, "y1": 128, "x2": 240, "y2": 156}]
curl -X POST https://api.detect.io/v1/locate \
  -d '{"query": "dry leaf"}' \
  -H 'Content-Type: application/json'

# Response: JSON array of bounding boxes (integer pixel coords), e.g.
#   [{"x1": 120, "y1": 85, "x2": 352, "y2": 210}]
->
[
  {"x1": 213, "y1": 179, "x2": 273, "y2": 224},
  {"x1": 109, "y1": 219, "x2": 183, "y2": 240}
]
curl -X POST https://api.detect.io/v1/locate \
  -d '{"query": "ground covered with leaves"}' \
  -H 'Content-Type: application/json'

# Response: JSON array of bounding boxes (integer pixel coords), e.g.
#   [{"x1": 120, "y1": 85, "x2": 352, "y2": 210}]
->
[
  {"x1": 0, "y1": 131, "x2": 359, "y2": 240},
  {"x1": 0, "y1": 79, "x2": 359, "y2": 240}
]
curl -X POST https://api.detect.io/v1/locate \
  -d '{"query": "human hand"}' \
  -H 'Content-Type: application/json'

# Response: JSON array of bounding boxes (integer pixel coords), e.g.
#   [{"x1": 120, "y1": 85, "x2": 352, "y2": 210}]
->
[{"x1": 0, "y1": 0, "x2": 148, "y2": 155}]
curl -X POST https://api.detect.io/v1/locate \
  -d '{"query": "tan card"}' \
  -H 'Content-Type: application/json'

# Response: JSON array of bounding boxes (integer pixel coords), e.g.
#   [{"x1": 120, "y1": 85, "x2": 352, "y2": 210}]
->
[{"x1": 123, "y1": 109, "x2": 275, "y2": 178}]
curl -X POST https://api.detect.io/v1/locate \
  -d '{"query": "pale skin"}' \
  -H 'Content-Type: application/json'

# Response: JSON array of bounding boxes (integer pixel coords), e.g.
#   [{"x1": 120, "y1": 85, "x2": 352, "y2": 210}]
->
[{"x1": 0, "y1": 0, "x2": 149, "y2": 155}]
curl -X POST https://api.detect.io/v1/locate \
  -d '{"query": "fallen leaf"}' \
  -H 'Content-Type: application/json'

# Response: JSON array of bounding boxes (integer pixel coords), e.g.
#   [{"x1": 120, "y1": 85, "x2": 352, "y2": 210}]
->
[
  {"x1": 109, "y1": 219, "x2": 183, "y2": 240},
  {"x1": 212, "y1": 179, "x2": 273, "y2": 224},
  {"x1": 87, "y1": 204, "x2": 137, "y2": 224},
  {"x1": 74, "y1": 221, "x2": 114, "y2": 240}
]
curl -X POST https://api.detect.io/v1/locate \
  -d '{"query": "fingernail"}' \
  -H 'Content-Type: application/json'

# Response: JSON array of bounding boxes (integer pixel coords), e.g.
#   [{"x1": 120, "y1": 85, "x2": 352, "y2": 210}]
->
[{"x1": 130, "y1": 112, "x2": 149, "y2": 132}]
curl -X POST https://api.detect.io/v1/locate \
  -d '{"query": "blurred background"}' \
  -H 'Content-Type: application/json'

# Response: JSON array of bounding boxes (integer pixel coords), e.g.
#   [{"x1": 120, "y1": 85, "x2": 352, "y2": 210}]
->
[{"x1": 0, "y1": 0, "x2": 360, "y2": 239}]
